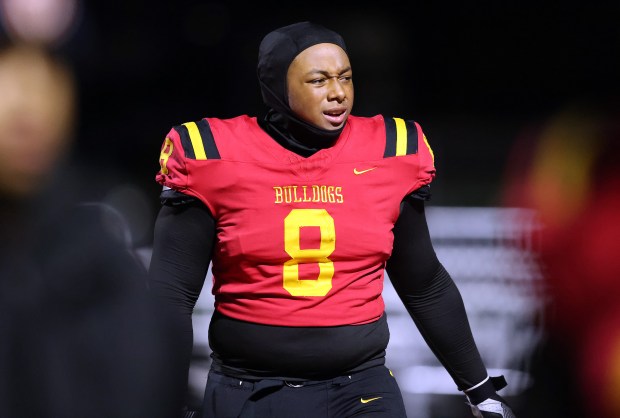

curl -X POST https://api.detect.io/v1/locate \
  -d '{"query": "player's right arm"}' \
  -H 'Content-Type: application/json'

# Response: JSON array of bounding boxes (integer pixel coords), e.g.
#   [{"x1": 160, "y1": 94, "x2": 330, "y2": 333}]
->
[
  {"x1": 150, "y1": 125, "x2": 217, "y2": 415},
  {"x1": 149, "y1": 197, "x2": 215, "y2": 415}
]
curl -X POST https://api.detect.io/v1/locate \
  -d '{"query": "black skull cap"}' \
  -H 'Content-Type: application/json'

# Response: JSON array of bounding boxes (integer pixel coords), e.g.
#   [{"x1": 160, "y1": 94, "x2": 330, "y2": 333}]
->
[{"x1": 257, "y1": 21, "x2": 347, "y2": 116}]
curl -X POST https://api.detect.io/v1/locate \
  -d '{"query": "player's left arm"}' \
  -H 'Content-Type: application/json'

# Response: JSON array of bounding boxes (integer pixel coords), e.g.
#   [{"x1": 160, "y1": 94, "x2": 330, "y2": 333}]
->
[{"x1": 385, "y1": 196, "x2": 516, "y2": 417}]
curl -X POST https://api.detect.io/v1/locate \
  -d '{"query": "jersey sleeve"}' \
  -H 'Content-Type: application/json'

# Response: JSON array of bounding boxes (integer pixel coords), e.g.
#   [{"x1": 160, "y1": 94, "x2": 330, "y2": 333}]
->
[
  {"x1": 155, "y1": 127, "x2": 190, "y2": 192},
  {"x1": 416, "y1": 122, "x2": 436, "y2": 188},
  {"x1": 155, "y1": 119, "x2": 221, "y2": 210},
  {"x1": 383, "y1": 117, "x2": 436, "y2": 197},
  {"x1": 411, "y1": 122, "x2": 435, "y2": 200}
]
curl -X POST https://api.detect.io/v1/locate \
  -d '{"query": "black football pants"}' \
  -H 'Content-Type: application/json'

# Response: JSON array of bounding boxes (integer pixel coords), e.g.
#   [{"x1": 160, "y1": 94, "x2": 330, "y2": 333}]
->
[{"x1": 201, "y1": 365, "x2": 407, "y2": 418}]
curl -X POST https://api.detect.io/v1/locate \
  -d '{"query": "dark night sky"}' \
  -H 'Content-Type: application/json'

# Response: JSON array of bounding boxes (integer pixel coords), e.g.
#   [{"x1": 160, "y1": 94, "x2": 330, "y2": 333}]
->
[{"x1": 6, "y1": 1, "x2": 617, "y2": 243}]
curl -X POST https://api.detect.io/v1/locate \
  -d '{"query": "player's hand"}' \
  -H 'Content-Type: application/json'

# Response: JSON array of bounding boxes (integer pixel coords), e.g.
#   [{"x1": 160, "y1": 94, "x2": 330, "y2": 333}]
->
[
  {"x1": 464, "y1": 376, "x2": 516, "y2": 418},
  {"x1": 468, "y1": 397, "x2": 516, "y2": 418}
]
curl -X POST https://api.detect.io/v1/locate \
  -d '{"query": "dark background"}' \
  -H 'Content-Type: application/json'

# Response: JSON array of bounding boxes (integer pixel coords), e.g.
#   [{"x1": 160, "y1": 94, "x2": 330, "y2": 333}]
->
[
  {"x1": 1, "y1": 3, "x2": 618, "y2": 416},
  {"x1": 12, "y1": 0, "x2": 619, "y2": 245}
]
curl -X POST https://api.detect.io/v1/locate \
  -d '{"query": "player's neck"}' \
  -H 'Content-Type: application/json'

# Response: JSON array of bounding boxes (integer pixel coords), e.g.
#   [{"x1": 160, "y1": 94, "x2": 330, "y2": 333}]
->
[{"x1": 259, "y1": 109, "x2": 342, "y2": 157}]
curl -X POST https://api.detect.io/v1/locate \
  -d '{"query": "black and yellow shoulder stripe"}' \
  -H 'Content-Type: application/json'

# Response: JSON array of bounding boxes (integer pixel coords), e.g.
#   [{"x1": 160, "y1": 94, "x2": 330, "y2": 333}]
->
[
  {"x1": 173, "y1": 119, "x2": 221, "y2": 160},
  {"x1": 383, "y1": 117, "x2": 420, "y2": 158}
]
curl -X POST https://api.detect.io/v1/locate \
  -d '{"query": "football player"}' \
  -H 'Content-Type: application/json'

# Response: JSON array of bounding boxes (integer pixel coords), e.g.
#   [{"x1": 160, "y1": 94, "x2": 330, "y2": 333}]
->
[{"x1": 149, "y1": 21, "x2": 516, "y2": 418}]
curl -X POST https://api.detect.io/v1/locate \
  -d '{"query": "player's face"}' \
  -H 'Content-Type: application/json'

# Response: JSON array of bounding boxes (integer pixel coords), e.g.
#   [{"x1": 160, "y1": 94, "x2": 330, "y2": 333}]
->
[{"x1": 287, "y1": 43, "x2": 353, "y2": 131}]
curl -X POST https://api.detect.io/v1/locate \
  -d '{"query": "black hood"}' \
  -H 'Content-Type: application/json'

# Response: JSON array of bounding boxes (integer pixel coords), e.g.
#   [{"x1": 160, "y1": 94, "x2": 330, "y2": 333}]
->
[{"x1": 256, "y1": 21, "x2": 349, "y2": 156}]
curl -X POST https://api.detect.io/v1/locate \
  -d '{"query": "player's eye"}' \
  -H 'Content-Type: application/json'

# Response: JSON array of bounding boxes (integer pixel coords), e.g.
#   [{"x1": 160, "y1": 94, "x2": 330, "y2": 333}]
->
[{"x1": 309, "y1": 77, "x2": 326, "y2": 85}]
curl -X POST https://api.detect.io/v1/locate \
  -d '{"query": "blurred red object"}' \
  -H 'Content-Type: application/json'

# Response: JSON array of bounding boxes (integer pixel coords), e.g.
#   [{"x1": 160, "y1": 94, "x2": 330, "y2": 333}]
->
[{"x1": 502, "y1": 105, "x2": 620, "y2": 418}]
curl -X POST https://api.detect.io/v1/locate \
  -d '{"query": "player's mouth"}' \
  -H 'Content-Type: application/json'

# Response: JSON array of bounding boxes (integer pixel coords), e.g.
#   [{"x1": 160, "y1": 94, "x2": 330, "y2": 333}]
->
[{"x1": 323, "y1": 108, "x2": 348, "y2": 126}]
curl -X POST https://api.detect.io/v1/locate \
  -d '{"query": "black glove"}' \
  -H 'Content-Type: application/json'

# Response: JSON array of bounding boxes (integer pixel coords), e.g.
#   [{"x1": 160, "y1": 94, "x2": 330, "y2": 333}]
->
[{"x1": 464, "y1": 375, "x2": 516, "y2": 418}]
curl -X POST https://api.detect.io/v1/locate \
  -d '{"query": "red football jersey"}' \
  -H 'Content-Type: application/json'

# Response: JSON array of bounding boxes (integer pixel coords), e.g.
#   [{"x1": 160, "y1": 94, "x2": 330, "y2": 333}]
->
[{"x1": 156, "y1": 115, "x2": 435, "y2": 327}]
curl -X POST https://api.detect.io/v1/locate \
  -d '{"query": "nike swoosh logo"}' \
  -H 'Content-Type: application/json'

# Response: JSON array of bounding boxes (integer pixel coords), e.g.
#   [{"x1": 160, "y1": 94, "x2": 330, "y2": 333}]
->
[
  {"x1": 360, "y1": 397, "x2": 382, "y2": 404},
  {"x1": 353, "y1": 167, "x2": 377, "y2": 175}
]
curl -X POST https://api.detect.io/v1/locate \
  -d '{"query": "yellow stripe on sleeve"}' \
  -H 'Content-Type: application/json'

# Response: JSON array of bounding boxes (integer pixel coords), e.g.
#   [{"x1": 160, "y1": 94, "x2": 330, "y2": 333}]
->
[
  {"x1": 394, "y1": 117, "x2": 408, "y2": 156},
  {"x1": 423, "y1": 134, "x2": 435, "y2": 162},
  {"x1": 183, "y1": 122, "x2": 207, "y2": 160}
]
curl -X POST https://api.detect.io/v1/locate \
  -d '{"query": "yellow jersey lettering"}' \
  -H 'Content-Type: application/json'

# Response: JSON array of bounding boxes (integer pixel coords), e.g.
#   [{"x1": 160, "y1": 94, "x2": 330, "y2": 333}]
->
[
  {"x1": 312, "y1": 185, "x2": 320, "y2": 202},
  {"x1": 284, "y1": 187, "x2": 291, "y2": 202},
  {"x1": 292, "y1": 186, "x2": 302, "y2": 202},
  {"x1": 273, "y1": 185, "x2": 345, "y2": 204},
  {"x1": 159, "y1": 137, "x2": 174, "y2": 175},
  {"x1": 320, "y1": 185, "x2": 328, "y2": 202},
  {"x1": 302, "y1": 185, "x2": 312, "y2": 202},
  {"x1": 273, "y1": 186, "x2": 283, "y2": 203},
  {"x1": 327, "y1": 186, "x2": 335, "y2": 203},
  {"x1": 335, "y1": 187, "x2": 343, "y2": 203}
]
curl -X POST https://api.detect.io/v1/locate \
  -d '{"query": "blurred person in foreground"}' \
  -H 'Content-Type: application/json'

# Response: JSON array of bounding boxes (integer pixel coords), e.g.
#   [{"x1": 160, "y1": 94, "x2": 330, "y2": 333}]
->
[
  {"x1": 0, "y1": 43, "x2": 181, "y2": 418},
  {"x1": 149, "y1": 21, "x2": 516, "y2": 418},
  {"x1": 503, "y1": 106, "x2": 620, "y2": 418}
]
